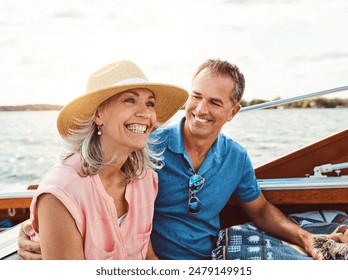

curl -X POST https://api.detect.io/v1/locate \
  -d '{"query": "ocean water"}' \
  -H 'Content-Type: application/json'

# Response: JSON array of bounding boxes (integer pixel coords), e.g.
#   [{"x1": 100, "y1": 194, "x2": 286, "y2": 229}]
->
[{"x1": 0, "y1": 109, "x2": 347, "y2": 190}]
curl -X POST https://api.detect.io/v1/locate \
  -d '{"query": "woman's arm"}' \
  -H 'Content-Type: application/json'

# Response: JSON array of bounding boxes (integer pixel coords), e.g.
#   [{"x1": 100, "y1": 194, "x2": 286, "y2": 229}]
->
[{"x1": 37, "y1": 193, "x2": 85, "y2": 259}]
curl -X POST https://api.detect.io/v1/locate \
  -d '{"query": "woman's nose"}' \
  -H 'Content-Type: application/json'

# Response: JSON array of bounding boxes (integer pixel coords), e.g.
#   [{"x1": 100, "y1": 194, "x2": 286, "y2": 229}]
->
[{"x1": 135, "y1": 104, "x2": 152, "y2": 118}]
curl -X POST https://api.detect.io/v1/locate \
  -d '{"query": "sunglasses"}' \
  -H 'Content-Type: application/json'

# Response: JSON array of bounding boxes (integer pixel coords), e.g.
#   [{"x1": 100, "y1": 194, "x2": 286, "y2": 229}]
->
[{"x1": 188, "y1": 174, "x2": 205, "y2": 214}]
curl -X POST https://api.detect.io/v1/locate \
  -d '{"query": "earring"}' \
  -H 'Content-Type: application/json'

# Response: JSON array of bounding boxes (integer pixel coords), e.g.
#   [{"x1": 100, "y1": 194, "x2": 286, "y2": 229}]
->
[{"x1": 97, "y1": 125, "x2": 102, "y2": 136}]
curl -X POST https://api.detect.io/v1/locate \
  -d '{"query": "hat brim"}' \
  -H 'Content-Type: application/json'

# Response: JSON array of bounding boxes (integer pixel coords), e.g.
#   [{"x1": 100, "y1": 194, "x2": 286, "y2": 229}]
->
[{"x1": 57, "y1": 83, "x2": 188, "y2": 138}]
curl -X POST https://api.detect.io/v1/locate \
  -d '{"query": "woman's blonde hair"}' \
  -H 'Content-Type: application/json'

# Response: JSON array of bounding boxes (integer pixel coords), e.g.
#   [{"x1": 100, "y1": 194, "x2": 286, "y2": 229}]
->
[{"x1": 61, "y1": 110, "x2": 163, "y2": 183}]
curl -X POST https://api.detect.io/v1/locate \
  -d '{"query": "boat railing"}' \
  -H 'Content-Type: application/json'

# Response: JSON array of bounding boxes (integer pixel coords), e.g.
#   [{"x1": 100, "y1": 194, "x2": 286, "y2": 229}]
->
[
  {"x1": 240, "y1": 85, "x2": 348, "y2": 112},
  {"x1": 311, "y1": 162, "x2": 348, "y2": 177},
  {"x1": 258, "y1": 176, "x2": 348, "y2": 190}
]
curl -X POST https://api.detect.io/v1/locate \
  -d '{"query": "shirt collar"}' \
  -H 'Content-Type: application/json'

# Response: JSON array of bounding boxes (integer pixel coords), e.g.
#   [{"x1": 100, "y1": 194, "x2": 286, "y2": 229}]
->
[
  {"x1": 167, "y1": 117, "x2": 186, "y2": 154},
  {"x1": 167, "y1": 117, "x2": 225, "y2": 159}
]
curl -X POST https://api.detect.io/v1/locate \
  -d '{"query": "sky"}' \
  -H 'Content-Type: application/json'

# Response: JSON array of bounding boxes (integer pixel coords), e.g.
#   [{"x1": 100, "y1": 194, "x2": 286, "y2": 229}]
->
[{"x1": 1, "y1": 0, "x2": 348, "y2": 106}]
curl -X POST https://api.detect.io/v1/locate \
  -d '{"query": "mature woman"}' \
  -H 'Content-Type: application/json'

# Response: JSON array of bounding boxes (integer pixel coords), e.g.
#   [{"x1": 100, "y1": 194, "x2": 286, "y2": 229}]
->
[{"x1": 29, "y1": 60, "x2": 188, "y2": 259}]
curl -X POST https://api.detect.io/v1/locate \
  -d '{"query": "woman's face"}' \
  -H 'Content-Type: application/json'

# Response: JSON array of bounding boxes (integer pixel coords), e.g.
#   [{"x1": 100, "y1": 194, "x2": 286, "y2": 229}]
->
[{"x1": 96, "y1": 88, "x2": 157, "y2": 156}]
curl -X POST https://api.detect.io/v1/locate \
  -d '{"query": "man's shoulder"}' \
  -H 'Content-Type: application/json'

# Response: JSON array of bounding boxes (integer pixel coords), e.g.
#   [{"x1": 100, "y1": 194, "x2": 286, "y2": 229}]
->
[
  {"x1": 218, "y1": 132, "x2": 246, "y2": 153},
  {"x1": 150, "y1": 122, "x2": 178, "y2": 138}
]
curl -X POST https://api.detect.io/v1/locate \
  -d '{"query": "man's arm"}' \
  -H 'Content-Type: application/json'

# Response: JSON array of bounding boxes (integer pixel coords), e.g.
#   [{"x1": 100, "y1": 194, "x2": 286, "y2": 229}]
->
[
  {"x1": 18, "y1": 220, "x2": 42, "y2": 260},
  {"x1": 145, "y1": 240, "x2": 158, "y2": 260},
  {"x1": 239, "y1": 193, "x2": 347, "y2": 259}
]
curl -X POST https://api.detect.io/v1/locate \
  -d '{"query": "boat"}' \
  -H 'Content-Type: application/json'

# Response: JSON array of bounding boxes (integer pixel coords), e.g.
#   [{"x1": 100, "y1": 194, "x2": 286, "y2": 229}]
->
[
  {"x1": 0, "y1": 184, "x2": 37, "y2": 232},
  {"x1": 1, "y1": 85, "x2": 348, "y2": 260},
  {"x1": 220, "y1": 128, "x2": 348, "y2": 228},
  {"x1": 220, "y1": 85, "x2": 348, "y2": 227}
]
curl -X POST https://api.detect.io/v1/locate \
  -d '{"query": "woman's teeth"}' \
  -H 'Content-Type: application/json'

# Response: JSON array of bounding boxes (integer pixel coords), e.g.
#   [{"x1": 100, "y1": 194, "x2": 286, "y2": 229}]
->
[{"x1": 126, "y1": 124, "x2": 147, "y2": 134}]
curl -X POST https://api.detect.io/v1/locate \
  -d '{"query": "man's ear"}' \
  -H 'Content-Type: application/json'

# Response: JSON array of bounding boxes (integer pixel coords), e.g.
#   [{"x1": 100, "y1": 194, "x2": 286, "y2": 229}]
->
[{"x1": 227, "y1": 104, "x2": 241, "y2": 122}]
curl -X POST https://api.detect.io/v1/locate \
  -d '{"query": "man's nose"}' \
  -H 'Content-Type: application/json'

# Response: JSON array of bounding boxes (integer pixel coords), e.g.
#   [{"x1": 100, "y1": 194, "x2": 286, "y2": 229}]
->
[{"x1": 196, "y1": 100, "x2": 208, "y2": 114}]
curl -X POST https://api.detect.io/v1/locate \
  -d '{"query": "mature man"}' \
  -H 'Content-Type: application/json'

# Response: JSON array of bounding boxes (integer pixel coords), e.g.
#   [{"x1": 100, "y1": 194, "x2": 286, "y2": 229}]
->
[
  {"x1": 149, "y1": 59, "x2": 318, "y2": 259},
  {"x1": 18, "y1": 59, "x2": 325, "y2": 260}
]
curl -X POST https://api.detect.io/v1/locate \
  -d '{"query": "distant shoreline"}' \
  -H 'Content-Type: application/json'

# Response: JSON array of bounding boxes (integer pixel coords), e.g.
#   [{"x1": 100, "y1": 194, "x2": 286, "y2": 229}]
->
[
  {"x1": 0, "y1": 104, "x2": 63, "y2": 111},
  {"x1": 1, "y1": 96, "x2": 347, "y2": 111}
]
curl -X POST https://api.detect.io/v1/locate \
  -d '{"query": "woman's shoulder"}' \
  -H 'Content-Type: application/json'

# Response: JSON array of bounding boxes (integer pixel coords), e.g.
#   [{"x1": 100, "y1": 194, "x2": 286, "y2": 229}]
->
[
  {"x1": 140, "y1": 169, "x2": 158, "y2": 182},
  {"x1": 38, "y1": 154, "x2": 88, "y2": 192},
  {"x1": 134, "y1": 169, "x2": 158, "y2": 193}
]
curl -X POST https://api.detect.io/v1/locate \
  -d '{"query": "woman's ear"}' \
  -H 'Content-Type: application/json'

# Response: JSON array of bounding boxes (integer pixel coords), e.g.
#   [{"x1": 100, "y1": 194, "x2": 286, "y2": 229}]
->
[{"x1": 94, "y1": 109, "x2": 102, "y2": 125}]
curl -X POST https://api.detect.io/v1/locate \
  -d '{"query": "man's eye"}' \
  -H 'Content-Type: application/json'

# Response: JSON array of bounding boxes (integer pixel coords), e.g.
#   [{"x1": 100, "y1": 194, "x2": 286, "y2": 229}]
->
[{"x1": 210, "y1": 100, "x2": 222, "y2": 107}]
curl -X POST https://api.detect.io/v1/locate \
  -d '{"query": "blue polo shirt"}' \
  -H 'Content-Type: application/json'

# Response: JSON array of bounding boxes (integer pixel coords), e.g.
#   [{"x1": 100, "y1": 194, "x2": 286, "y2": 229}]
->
[{"x1": 150, "y1": 118, "x2": 261, "y2": 259}]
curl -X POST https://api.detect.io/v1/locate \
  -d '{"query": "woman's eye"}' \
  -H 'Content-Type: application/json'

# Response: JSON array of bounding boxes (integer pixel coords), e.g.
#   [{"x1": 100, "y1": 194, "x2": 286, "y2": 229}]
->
[
  {"x1": 146, "y1": 101, "x2": 155, "y2": 107},
  {"x1": 125, "y1": 98, "x2": 135, "y2": 103}
]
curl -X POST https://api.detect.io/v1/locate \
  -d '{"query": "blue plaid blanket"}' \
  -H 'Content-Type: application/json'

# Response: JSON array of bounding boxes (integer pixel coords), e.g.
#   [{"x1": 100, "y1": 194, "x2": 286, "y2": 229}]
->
[{"x1": 212, "y1": 210, "x2": 348, "y2": 260}]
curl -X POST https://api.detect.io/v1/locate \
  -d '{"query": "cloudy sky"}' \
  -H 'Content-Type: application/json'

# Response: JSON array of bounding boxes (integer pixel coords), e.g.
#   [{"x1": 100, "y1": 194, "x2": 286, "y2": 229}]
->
[{"x1": 1, "y1": 0, "x2": 347, "y2": 106}]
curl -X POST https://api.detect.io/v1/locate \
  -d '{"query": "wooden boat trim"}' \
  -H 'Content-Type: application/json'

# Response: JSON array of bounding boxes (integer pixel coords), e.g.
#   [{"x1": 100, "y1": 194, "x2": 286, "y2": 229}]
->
[
  {"x1": 0, "y1": 198, "x2": 33, "y2": 210},
  {"x1": 220, "y1": 186, "x2": 348, "y2": 228},
  {"x1": 2, "y1": 178, "x2": 347, "y2": 209},
  {"x1": 262, "y1": 187, "x2": 348, "y2": 205},
  {"x1": 0, "y1": 185, "x2": 37, "y2": 210},
  {"x1": 255, "y1": 129, "x2": 348, "y2": 179},
  {"x1": 225, "y1": 186, "x2": 348, "y2": 206}
]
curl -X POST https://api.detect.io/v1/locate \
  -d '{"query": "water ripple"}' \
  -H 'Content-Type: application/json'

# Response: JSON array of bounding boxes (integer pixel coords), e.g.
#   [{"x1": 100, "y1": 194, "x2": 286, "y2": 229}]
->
[{"x1": 1, "y1": 109, "x2": 347, "y2": 189}]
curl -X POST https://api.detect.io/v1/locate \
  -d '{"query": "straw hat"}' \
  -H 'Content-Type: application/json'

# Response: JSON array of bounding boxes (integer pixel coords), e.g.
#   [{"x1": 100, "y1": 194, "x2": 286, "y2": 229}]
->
[{"x1": 57, "y1": 60, "x2": 188, "y2": 138}]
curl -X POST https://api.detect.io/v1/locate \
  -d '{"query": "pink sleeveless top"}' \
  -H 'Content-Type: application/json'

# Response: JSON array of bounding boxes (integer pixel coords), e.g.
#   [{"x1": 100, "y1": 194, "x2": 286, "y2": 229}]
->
[{"x1": 30, "y1": 154, "x2": 158, "y2": 259}]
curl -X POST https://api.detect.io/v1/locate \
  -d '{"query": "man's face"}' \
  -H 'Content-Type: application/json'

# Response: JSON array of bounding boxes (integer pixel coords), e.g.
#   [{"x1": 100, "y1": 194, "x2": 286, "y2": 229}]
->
[{"x1": 184, "y1": 70, "x2": 240, "y2": 140}]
